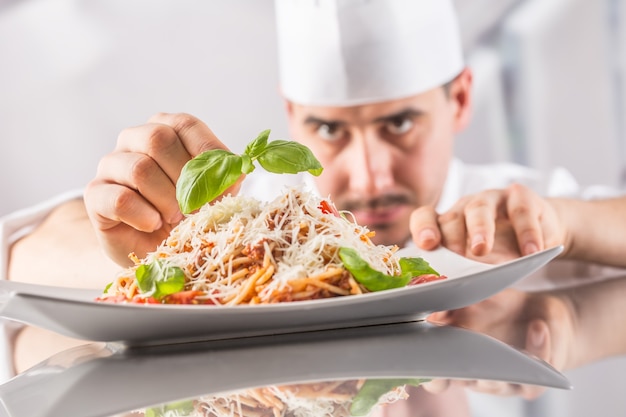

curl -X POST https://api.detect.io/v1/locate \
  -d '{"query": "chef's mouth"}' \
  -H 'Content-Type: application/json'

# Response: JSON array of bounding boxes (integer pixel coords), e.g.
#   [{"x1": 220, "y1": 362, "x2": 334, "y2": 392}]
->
[
  {"x1": 340, "y1": 194, "x2": 414, "y2": 213},
  {"x1": 340, "y1": 194, "x2": 414, "y2": 227}
]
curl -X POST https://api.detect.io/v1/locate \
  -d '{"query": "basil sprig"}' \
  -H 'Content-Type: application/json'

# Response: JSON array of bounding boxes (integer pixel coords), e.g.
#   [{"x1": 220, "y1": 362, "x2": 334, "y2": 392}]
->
[
  {"x1": 144, "y1": 400, "x2": 194, "y2": 417},
  {"x1": 135, "y1": 259, "x2": 186, "y2": 300},
  {"x1": 176, "y1": 129, "x2": 323, "y2": 214},
  {"x1": 338, "y1": 247, "x2": 439, "y2": 292},
  {"x1": 350, "y1": 379, "x2": 429, "y2": 416}
]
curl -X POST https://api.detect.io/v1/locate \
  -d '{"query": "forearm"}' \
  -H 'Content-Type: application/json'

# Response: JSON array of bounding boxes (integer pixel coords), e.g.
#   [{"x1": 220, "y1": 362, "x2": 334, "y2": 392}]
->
[
  {"x1": 552, "y1": 276, "x2": 626, "y2": 370},
  {"x1": 13, "y1": 327, "x2": 87, "y2": 373},
  {"x1": 8, "y1": 199, "x2": 119, "y2": 288},
  {"x1": 8, "y1": 199, "x2": 119, "y2": 373},
  {"x1": 550, "y1": 196, "x2": 626, "y2": 267}
]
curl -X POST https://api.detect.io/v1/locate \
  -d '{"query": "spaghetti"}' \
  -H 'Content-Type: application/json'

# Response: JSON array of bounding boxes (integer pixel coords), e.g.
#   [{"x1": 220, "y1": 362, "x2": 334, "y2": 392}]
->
[
  {"x1": 99, "y1": 186, "x2": 439, "y2": 305},
  {"x1": 145, "y1": 379, "x2": 410, "y2": 417}
]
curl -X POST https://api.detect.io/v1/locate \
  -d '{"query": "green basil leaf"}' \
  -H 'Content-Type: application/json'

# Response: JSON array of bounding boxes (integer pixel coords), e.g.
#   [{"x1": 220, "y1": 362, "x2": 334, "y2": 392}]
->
[
  {"x1": 338, "y1": 247, "x2": 409, "y2": 291},
  {"x1": 256, "y1": 140, "x2": 323, "y2": 176},
  {"x1": 339, "y1": 247, "x2": 440, "y2": 292},
  {"x1": 175, "y1": 130, "x2": 323, "y2": 215},
  {"x1": 145, "y1": 400, "x2": 194, "y2": 417},
  {"x1": 240, "y1": 153, "x2": 254, "y2": 175},
  {"x1": 350, "y1": 379, "x2": 429, "y2": 416},
  {"x1": 244, "y1": 129, "x2": 270, "y2": 158},
  {"x1": 135, "y1": 260, "x2": 186, "y2": 300},
  {"x1": 399, "y1": 257, "x2": 439, "y2": 277},
  {"x1": 135, "y1": 264, "x2": 153, "y2": 293},
  {"x1": 176, "y1": 150, "x2": 243, "y2": 214}
]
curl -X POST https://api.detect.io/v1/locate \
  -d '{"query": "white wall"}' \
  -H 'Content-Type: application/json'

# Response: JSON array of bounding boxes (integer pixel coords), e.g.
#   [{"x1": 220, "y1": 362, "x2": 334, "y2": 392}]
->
[
  {"x1": 500, "y1": 0, "x2": 622, "y2": 188},
  {"x1": 2, "y1": 0, "x2": 622, "y2": 218},
  {"x1": 0, "y1": 0, "x2": 287, "y2": 216}
]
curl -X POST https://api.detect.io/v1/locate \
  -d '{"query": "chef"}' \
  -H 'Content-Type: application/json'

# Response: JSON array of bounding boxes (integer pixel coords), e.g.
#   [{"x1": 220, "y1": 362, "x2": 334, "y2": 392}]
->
[{"x1": 2, "y1": 1, "x2": 625, "y2": 408}]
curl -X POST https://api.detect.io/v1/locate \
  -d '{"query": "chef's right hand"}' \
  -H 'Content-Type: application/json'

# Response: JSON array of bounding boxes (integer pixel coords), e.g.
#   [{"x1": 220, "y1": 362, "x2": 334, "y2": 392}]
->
[{"x1": 84, "y1": 113, "x2": 240, "y2": 266}]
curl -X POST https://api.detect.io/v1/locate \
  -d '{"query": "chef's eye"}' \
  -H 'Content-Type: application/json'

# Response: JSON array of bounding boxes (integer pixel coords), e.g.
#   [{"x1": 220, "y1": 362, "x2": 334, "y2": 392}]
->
[
  {"x1": 384, "y1": 117, "x2": 414, "y2": 135},
  {"x1": 316, "y1": 123, "x2": 345, "y2": 141}
]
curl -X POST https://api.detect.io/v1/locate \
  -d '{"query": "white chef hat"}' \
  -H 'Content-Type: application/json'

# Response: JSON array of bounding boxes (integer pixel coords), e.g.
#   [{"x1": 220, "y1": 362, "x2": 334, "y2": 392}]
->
[{"x1": 274, "y1": 0, "x2": 464, "y2": 106}]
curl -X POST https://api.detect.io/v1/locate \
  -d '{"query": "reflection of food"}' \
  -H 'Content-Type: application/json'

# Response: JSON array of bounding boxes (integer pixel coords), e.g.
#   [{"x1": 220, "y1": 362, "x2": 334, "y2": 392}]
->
[
  {"x1": 185, "y1": 380, "x2": 408, "y2": 417},
  {"x1": 98, "y1": 187, "x2": 443, "y2": 305},
  {"x1": 200, "y1": 381, "x2": 367, "y2": 417}
]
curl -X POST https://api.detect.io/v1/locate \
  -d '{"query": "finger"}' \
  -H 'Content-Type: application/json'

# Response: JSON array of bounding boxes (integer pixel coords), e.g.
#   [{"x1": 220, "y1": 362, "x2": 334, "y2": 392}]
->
[
  {"x1": 506, "y1": 184, "x2": 543, "y2": 255},
  {"x1": 146, "y1": 113, "x2": 243, "y2": 201},
  {"x1": 468, "y1": 379, "x2": 522, "y2": 396},
  {"x1": 96, "y1": 151, "x2": 182, "y2": 225},
  {"x1": 116, "y1": 123, "x2": 192, "y2": 184},
  {"x1": 409, "y1": 206, "x2": 442, "y2": 250},
  {"x1": 461, "y1": 378, "x2": 543, "y2": 399},
  {"x1": 147, "y1": 112, "x2": 229, "y2": 157},
  {"x1": 525, "y1": 319, "x2": 550, "y2": 361},
  {"x1": 541, "y1": 297, "x2": 574, "y2": 372},
  {"x1": 539, "y1": 200, "x2": 564, "y2": 250},
  {"x1": 84, "y1": 182, "x2": 163, "y2": 233},
  {"x1": 438, "y1": 306, "x2": 476, "y2": 328},
  {"x1": 519, "y1": 384, "x2": 547, "y2": 401},
  {"x1": 463, "y1": 190, "x2": 505, "y2": 256},
  {"x1": 436, "y1": 198, "x2": 470, "y2": 255},
  {"x1": 421, "y1": 379, "x2": 451, "y2": 394},
  {"x1": 426, "y1": 311, "x2": 452, "y2": 324},
  {"x1": 519, "y1": 319, "x2": 552, "y2": 399}
]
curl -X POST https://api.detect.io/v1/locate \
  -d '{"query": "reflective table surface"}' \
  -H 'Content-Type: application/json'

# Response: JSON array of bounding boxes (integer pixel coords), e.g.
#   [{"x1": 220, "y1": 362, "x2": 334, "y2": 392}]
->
[
  {"x1": 0, "y1": 320, "x2": 570, "y2": 417},
  {"x1": 3, "y1": 255, "x2": 626, "y2": 417}
]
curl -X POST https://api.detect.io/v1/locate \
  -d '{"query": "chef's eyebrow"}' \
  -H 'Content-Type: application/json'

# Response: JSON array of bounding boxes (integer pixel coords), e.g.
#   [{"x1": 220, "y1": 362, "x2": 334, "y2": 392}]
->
[
  {"x1": 372, "y1": 108, "x2": 424, "y2": 124},
  {"x1": 303, "y1": 107, "x2": 423, "y2": 127},
  {"x1": 303, "y1": 116, "x2": 346, "y2": 126}
]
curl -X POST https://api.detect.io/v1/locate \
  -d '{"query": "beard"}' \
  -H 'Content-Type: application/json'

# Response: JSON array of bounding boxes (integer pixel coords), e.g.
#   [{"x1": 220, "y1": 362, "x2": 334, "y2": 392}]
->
[
  {"x1": 335, "y1": 191, "x2": 417, "y2": 247},
  {"x1": 337, "y1": 192, "x2": 417, "y2": 213}
]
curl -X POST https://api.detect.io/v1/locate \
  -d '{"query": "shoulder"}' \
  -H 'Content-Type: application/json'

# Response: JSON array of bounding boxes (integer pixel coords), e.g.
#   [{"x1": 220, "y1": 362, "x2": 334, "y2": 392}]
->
[
  {"x1": 453, "y1": 159, "x2": 581, "y2": 196},
  {"x1": 438, "y1": 159, "x2": 583, "y2": 212}
]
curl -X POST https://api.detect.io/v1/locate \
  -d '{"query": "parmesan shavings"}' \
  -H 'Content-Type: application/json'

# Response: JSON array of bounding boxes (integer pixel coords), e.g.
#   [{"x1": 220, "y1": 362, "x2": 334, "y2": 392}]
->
[{"x1": 103, "y1": 186, "x2": 401, "y2": 304}]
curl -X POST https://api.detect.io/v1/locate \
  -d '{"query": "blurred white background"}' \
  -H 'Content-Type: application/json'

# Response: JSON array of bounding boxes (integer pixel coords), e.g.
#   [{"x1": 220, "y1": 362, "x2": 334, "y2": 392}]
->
[
  {"x1": 0, "y1": 0, "x2": 625, "y2": 416},
  {"x1": 1, "y1": 0, "x2": 624, "y2": 216}
]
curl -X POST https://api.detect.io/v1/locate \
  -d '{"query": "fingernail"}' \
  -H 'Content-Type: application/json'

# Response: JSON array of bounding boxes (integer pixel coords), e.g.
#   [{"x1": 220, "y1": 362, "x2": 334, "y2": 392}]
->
[
  {"x1": 524, "y1": 242, "x2": 539, "y2": 256},
  {"x1": 143, "y1": 217, "x2": 162, "y2": 233},
  {"x1": 418, "y1": 228, "x2": 436, "y2": 245},
  {"x1": 471, "y1": 233, "x2": 485, "y2": 249},
  {"x1": 530, "y1": 322, "x2": 546, "y2": 348},
  {"x1": 169, "y1": 211, "x2": 184, "y2": 224}
]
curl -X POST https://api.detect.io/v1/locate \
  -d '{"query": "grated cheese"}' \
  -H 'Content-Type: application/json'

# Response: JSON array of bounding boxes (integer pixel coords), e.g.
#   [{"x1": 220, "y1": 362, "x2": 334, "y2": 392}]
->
[{"x1": 104, "y1": 186, "x2": 402, "y2": 304}]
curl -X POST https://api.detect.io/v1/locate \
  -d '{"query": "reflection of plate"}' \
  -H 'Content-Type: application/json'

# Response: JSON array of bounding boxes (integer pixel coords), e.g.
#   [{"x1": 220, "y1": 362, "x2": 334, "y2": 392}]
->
[
  {"x1": 0, "y1": 246, "x2": 562, "y2": 346},
  {"x1": 0, "y1": 321, "x2": 571, "y2": 417}
]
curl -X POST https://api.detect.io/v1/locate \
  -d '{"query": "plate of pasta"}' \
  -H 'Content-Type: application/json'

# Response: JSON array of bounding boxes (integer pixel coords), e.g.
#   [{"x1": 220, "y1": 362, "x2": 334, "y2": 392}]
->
[{"x1": 0, "y1": 187, "x2": 562, "y2": 346}]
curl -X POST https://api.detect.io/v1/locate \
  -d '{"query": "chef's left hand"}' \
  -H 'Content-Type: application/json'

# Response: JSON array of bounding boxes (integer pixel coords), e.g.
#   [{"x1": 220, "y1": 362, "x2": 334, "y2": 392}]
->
[{"x1": 410, "y1": 183, "x2": 566, "y2": 263}]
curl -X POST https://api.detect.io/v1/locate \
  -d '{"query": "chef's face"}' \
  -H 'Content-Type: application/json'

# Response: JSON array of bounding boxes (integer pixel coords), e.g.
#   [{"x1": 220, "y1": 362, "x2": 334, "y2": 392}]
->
[{"x1": 285, "y1": 69, "x2": 472, "y2": 247}]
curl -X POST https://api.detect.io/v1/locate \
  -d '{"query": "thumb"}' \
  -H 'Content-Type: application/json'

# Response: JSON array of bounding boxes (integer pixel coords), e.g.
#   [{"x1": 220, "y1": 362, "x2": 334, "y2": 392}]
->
[{"x1": 409, "y1": 207, "x2": 442, "y2": 250}]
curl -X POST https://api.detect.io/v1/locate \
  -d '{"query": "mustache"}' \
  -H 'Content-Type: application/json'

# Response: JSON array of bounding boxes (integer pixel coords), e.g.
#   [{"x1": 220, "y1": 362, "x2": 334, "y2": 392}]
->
[{"x1": 340, "y1": 193, "x2": 416, "y2": 212}]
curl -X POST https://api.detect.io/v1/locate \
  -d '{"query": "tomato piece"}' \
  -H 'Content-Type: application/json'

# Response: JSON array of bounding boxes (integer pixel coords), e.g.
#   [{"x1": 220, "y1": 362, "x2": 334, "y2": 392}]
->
[
  {"x1": 408, "y1": 274, "x2": 447, "y2": 285},
  {"x1": 134, "y1": 296, "x2": 160, "y2": 304},
  {"x1": 318, "y1": 200, "x2": 340, "y2": 217}
]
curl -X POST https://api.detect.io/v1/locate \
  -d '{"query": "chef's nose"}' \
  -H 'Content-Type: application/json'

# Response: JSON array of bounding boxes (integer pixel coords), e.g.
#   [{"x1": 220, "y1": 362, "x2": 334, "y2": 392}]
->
[{"x1": 347, "y1": 133, "x2": 395, "y2": 195}]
